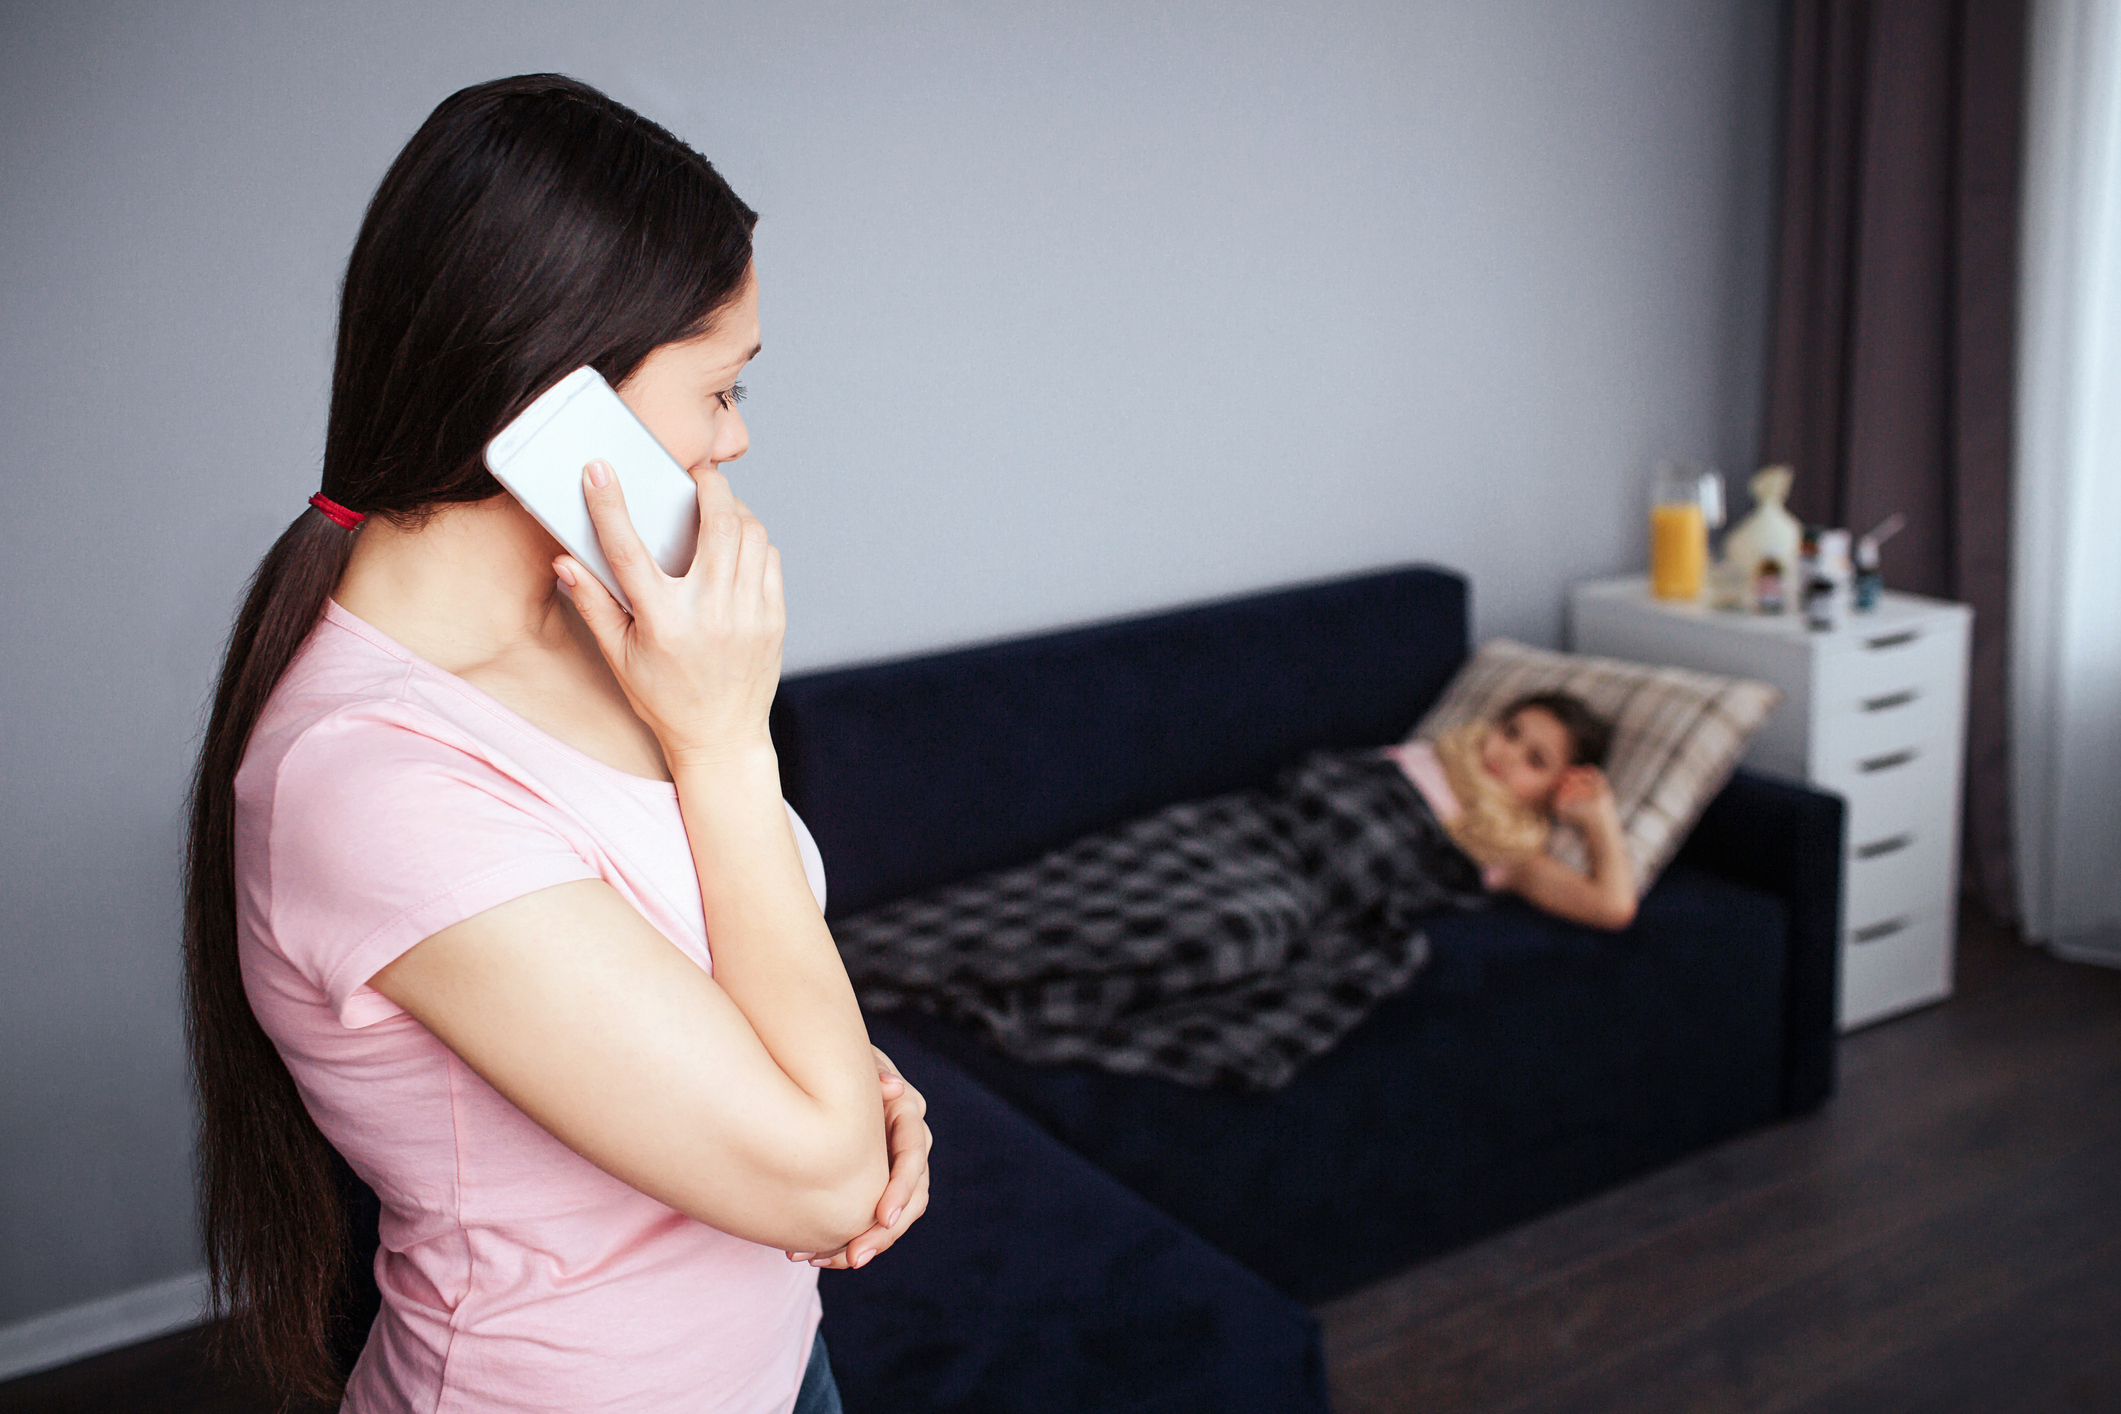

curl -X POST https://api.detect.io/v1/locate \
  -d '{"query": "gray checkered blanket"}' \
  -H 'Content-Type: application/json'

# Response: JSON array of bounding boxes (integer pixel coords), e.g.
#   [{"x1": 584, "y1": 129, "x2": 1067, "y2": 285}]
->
[{"x1": 833, "y1": 750, "x2": 1488, "y2": 1090}]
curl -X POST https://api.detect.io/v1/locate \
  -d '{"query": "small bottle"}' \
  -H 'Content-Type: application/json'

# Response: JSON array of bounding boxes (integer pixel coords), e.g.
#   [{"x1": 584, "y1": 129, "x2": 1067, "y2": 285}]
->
[
  {"x1": 1756, "y1": 559, "x2": 1785, "y2": 615},
  {"x1": 1854, "y1": 539, "x2": 1883, "y2": 611},
  {"x1": 1799, "y1": 527, "x2": 1834, "y2": 630},
  {"x1": 1852, "y1": 512, "x2": 1904, "y2": 612},
  {"x1": 1815, "y1": 528, "x2": 1853, "y2": 623},
  {"x1": 1804, "y1": 572, "x2": 1836, "y2": 630}
]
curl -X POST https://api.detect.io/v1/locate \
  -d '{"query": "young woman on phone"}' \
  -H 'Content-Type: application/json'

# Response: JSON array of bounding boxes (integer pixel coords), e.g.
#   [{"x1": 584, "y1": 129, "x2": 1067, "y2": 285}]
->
[{"x1": 183, "y1": 75, "x2": 928, "y2": 1413}]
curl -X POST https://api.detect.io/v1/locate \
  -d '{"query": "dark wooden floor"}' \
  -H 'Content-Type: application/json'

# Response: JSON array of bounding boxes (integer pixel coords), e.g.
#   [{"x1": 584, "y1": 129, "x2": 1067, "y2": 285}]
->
[
  {"x1": 0, "y1": 1329, "x2": 294, "y2": 1414},
  {"x1": 1318, "y1": 908, "x2": 2121, "y2": 1414},
  {"x1": 5, "y1": 910, "x2": 2116, "y2": 1413}
]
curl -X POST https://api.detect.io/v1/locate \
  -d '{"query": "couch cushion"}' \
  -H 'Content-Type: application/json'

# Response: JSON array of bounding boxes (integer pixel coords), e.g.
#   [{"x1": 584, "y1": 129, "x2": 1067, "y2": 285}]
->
[
  {"x1": 820, "y1": 1017, "x2": 1329, "y2": 1414},
  {"x1": 879, "y1": 864, "x2": 1788, "y2": 1304}
]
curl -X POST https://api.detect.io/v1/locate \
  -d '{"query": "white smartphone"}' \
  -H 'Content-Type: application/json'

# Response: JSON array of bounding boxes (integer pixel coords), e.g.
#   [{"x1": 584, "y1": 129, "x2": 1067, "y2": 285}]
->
[{"x1": 482, "y1": 366, "x2": 699, "y2": 613}]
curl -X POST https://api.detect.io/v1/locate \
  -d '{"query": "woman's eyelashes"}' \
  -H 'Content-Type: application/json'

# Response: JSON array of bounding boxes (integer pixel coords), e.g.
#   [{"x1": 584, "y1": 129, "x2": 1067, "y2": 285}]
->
[{"x1": 712, "y1": 382, "x2": 747, "y2": 411}]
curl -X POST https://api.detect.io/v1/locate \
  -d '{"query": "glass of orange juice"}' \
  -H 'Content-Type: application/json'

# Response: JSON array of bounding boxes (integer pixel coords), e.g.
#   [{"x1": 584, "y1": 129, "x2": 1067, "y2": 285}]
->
[{"x1": 1649, "y1": 463, "x2": 1724, "y2": 600}]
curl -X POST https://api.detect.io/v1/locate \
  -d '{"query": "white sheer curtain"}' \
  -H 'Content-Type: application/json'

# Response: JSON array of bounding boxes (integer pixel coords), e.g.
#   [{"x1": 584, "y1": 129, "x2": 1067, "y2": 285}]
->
[{"x1": 2015, "y1": 0, "x2": 2121, "y2": 961}]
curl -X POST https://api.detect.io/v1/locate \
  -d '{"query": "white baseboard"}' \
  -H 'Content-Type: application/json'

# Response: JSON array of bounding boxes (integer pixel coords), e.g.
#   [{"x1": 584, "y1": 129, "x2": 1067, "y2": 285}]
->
[{"x1": 0, "y1": 1269, "x2": 209, "y2": 1383}]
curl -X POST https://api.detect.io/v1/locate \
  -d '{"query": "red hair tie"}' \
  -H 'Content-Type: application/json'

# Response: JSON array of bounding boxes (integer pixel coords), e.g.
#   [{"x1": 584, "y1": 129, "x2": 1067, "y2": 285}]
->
[{"x1": 309, "y1": 493, "x2": 366, "y2": 529}]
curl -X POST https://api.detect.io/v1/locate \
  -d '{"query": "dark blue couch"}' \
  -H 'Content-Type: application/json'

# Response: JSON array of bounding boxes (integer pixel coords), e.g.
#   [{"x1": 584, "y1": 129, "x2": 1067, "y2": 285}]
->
[
  {"x1": 325, "y1": 565, "x2": 1840, "y2": 1412},
  {"x1": 773, "y1": 565, "x2": 1843, "y2": 1412}
]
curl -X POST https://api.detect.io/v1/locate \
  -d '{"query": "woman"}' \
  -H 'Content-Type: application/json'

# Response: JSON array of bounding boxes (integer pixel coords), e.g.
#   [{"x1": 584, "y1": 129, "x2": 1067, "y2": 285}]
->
[{"x1": 184, "y1": 74, "x2": 929, "y2": 1413}]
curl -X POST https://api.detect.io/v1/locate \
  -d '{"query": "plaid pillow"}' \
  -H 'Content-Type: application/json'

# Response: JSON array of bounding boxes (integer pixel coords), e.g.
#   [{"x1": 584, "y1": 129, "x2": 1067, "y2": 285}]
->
[{"x1": 1408, "y1": 639, "x2": 1780, "y2": 896}]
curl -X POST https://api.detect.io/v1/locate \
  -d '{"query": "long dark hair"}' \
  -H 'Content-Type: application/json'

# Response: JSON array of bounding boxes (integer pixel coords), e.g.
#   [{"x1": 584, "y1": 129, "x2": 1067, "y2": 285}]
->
[{"x1": 183, "y1": 74, "x2": 757, "y2": 1402}]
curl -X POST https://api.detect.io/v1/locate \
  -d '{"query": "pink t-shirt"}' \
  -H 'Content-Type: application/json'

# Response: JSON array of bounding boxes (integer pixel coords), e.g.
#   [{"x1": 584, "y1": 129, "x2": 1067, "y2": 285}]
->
[{"x1": 235, "y1": 601, "x2": 826, "y2": 1414}]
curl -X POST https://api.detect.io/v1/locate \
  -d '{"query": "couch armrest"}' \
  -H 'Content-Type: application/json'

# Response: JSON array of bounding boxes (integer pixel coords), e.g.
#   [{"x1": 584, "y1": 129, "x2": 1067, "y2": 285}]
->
[
  {"x1": 823, "y1": 1017, "x2": 1330, "y2": 1414},
  {"x1": 1674, "y1": 768, "x2": 1845, "y2": 1116}
]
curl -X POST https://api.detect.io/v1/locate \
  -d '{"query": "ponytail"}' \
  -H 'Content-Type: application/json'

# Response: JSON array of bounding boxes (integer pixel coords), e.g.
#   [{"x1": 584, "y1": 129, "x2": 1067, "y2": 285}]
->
[{"x1": 183, "y1": 507, "x2": 364, "y2": 1401}]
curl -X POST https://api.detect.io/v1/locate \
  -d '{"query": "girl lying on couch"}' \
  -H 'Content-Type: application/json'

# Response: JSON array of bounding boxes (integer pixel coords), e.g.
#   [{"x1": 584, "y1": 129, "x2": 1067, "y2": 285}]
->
[
  {"x1": 1386, "y1": 691, "x2": 1637, "y2": 933},
  {"x1": 835, "y1": 693, "x2": 1635, "y2": 1091}
]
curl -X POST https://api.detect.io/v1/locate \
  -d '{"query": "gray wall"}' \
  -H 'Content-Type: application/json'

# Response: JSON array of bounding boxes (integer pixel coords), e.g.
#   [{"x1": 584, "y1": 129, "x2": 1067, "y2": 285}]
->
[{"x1": 0, "y1": 0, "x2": 1779, "y2": 1323}]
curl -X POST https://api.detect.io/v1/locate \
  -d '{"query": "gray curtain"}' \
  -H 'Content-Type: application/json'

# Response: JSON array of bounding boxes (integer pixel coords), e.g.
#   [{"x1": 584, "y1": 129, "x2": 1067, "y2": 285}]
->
[{"x1": 1759, "y1": 0, "x2": 2027, "y2": 922}]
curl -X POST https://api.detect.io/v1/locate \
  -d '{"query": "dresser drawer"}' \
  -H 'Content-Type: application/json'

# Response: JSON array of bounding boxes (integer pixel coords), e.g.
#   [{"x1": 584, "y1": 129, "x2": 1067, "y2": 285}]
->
[
  {"x1": 1841, "y1": 907, "x2": 1953, "y2": 1029},
  {"x1": 1819, "y1": 616, "x2": 1964, "y2": 701},
  {"x1": 1816, "y1": 737, "x2": 1957, "y2": 846},
  {"x1": 1813, "y1": 732, "x2": 1954, "y2": 807},
  {"x1": 1812, "y1": 677, "x2": 1956, "y2": 776},
  {"x1": 1845, "y1": 823, "x2": 1955, "y2": 933}
]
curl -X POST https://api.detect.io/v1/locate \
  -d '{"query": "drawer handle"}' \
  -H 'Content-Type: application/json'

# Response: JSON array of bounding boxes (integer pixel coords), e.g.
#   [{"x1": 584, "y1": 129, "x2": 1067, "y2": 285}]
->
[
  {"x1": 1854, "y1": 917, "x2": 1909, "y2": 944},
  {"x1": 1861, "y1": 689, "x2": 1919, "y2": 712},
  {"x1": 1858, "y1": 748, "x2": 1919, "y2": 774},
  {"x1": 1864, "y1": 629, "x2": 1921, "y2": 650},
  {"x1": 1856, "y1": 833, "x2": 1914, "y2": 860}
]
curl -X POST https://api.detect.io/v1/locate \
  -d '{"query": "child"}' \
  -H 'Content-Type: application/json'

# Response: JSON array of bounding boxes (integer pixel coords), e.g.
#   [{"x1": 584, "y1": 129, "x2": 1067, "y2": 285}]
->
[
  {"x1": 1388, "y1": 691, "x2": 1637, "y2": 931},
  {"x1": 835, "y1": 692, "x2": 1638, "y2": 1092}
]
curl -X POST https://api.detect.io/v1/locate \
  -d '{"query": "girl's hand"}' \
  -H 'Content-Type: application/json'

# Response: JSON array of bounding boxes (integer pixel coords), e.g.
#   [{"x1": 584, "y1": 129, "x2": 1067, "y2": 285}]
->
[
  {"x1": 786, "y1": 1047, "x2": 933, "y2": 1270},
  {"x1": 1553, "y1": 766, "x2": 1617, "y2": 830},
  {"x1": 556, "y1": 460, "x2": 783, "y2": 766}
]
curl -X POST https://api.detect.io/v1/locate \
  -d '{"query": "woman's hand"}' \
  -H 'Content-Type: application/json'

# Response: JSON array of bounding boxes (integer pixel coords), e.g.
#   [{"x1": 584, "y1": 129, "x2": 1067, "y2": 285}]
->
[
  {"x1": 556, "y1": 460, "x2": 783, "y2": 766},
  {"x1": 787, "y1": 1047, "x2": 933, "y2": 1270},
  {"x1": 1552, "y1": 766, "x2": 1618, "y2": 832}
]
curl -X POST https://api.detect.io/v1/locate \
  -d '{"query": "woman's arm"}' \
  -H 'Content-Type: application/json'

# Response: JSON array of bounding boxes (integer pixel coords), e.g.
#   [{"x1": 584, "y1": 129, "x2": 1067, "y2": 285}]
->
[
  {"x1": 793, "y1": 1046, "x2": 932, "y2": 1270},
  {"x1": 372, "y1": 878, "x2": 886, "y2": 1254},
  {"x1": 1500, "y1": 769, "x2": 1638, "y2": 931},
  {"x1": 371, "y1": 462, "x2": 894, "y2": 1256}
]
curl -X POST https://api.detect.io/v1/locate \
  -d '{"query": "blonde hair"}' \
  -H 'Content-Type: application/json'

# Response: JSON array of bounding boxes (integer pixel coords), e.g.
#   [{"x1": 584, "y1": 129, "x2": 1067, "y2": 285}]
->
[{"x1": 1431, "y1": 722, "x2": 1550, "y2": 873}]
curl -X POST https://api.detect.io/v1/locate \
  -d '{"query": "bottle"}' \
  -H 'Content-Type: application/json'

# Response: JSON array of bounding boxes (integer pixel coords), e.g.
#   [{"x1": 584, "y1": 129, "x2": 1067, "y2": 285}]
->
[
  {"x1": 1816, "y1": 529, "x2": 1853, "y2": 622},
  {"x1": 1852, "y1": 512, "x2": 1906, "y2": 612},
  {"x1": 1804, "y1": 569, "x2": 1837, "y2": 631},
  {"x1": 1721, "y1": 466, "x2": 1803, "y2": 612},
  {"x1": 1801, "y1": 528, "x2": 1836, "y2": 631},
  {"x1": 1854, "y1": 540, "x2": 1883, "y2": 611},
  {"x1": 1756, "y1": 559, "x2": 1785, "y2": 615}
]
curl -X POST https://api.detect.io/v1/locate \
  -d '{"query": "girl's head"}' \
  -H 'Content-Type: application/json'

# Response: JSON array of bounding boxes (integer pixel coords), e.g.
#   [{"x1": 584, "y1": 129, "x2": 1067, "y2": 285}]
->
[
  {"x1": 322, "y1": 72, "x2": 758, "y2": 524},
  {"x1": 185, "y1": 75, "x2": 757, "y2": 1403},
  {"x1": 1479, "y1": 691, "x2": 1613, "y2": 808}
]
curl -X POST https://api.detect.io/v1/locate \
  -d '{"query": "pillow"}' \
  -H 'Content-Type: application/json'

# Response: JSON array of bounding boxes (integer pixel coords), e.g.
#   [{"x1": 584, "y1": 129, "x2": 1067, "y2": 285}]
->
[{"x1": 1408, "y1": 639, "x2": 1781, "y2": 896}]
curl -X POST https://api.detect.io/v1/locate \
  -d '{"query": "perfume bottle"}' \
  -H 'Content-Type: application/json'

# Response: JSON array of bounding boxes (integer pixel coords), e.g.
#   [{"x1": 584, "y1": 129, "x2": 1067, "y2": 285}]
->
[
  {"x1": 1853, "y1": 512, "x2": 1906, "y2": 612},
  {"x1": 1757, "y1": 561, "x2": 1787, "y2": 615},
  {"x1": 1801, "y1": 528, "x2": 1852, "y2": 631}
]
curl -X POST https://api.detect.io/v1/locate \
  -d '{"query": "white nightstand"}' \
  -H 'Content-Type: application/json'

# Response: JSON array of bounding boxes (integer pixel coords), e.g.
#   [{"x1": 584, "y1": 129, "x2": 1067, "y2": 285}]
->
[{"x1": 1569, "y1": 576, "x2": 1972, "y2": 1030}]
